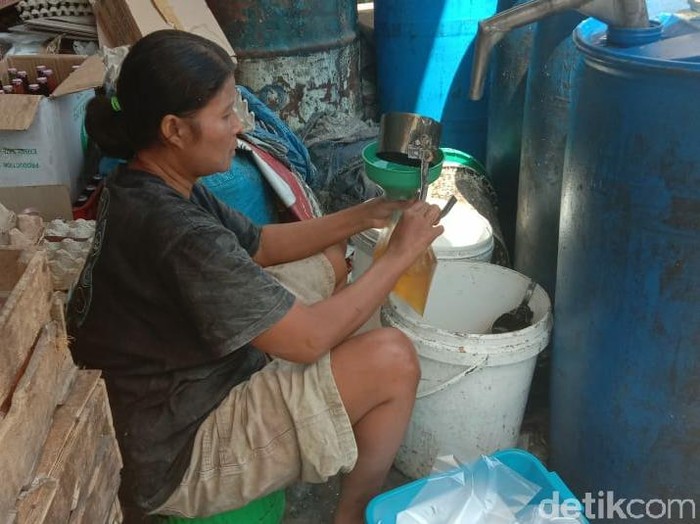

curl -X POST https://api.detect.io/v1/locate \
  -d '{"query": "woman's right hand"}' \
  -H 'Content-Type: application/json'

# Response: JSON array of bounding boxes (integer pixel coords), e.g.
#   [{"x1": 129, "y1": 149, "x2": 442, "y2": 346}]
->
[{"x1": 384, "y1": 201, "x2": 444, "y2": 267}]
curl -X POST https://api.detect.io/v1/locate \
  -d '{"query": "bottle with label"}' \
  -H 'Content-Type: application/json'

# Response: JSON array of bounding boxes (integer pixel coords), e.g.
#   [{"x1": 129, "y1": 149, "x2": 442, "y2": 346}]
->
[{"x1": 373, "y1": 213, "x2": 437, "y2": 315}]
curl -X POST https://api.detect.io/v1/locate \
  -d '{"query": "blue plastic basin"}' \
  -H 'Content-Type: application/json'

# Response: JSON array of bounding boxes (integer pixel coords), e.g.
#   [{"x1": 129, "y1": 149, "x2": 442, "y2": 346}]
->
[{"x1": 365, "y1": 448, "x2": 587, "y2": 523}]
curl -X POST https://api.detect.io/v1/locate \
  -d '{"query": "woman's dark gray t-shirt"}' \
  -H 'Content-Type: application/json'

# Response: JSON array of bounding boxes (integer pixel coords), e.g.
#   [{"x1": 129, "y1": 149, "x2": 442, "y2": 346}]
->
[{"x1": 67, "y1": 167, "x2": 295, "y2": 512}]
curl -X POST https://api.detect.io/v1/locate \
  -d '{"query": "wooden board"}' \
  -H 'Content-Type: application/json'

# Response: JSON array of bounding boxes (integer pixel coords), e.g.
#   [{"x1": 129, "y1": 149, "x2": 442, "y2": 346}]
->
[
  {"x1": 68, "y1": 436, "x2": 122, "y2": 524},
  {"x1": 7, "y1": 479, "x2": 58, "y2": 524},
  {"x1": 50, "y1": 291, "x2": 70, "y2": 355},
  {"x1": 0, "y1": 321, "x2": 77, "y2": 517},
  {"x1": 32, "y1": 371, "x2": 120, "y2": 523},
  {"x1": 106, "y1": 496, "x2": 124, "y2": 524},
  {"x1": 0, "y1": 248, "x2": 54, "y2": 408}
]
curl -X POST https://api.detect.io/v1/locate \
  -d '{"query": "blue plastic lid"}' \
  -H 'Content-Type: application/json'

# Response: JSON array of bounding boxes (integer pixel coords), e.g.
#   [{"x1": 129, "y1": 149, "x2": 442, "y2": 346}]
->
[{"x1": 574, "y1": 13, "x2": 700, "y2": 73}]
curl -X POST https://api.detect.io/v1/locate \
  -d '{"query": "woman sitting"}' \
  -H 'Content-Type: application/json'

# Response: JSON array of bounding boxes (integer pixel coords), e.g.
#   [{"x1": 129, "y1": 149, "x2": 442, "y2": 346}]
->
[{"x1": 68, "y1": 29, "x2": 443, "y2": 523}]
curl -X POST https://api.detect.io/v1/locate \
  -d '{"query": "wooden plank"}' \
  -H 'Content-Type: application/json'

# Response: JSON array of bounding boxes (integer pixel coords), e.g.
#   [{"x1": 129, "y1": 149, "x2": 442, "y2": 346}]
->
[
  {"x1": 106, "y1": 496, "x2": 124, "y2": 524},
  {"x1": 33, "y1": 372, "x2": 120, "y2": 523},
  {"x1": 68, "y1": 436, "x2": 122, "y2": 524},
  {"x1": 0, "y1": 249, "x2": 54, "y2": 408},
  {"x1": 0, "y1": 321, "x2": 77, "y2": 517},
  {"x1": 50, "y1": 292, "x2": 70, "y2": 354},
  {"x1": 7, "y1": 479, "x2": 58, "y2": 524}
]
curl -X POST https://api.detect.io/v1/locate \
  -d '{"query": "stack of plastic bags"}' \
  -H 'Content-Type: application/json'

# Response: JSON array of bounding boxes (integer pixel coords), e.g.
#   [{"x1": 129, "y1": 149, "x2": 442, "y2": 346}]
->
[{"x1": 396, "y1": 456, "x2": 584, "y2": 524}]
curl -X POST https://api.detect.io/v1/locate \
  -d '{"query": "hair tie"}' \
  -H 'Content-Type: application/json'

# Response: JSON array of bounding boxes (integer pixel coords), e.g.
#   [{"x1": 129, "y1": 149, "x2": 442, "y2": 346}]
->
[{"x1": 111, "y1": 96, "x2": 122, "y2": 112}]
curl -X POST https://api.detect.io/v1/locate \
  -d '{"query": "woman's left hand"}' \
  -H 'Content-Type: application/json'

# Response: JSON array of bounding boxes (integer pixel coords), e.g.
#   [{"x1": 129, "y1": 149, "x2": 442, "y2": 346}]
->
[{"x1": 357, "y1": 197, "x2": 413, "y2": 230}]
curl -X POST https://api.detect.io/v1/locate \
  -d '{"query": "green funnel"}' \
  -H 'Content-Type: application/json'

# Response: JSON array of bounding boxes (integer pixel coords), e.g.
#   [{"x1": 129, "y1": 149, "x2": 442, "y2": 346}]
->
[{"x1": 362, "y1": 141, "x2": 444, "y2": 200}]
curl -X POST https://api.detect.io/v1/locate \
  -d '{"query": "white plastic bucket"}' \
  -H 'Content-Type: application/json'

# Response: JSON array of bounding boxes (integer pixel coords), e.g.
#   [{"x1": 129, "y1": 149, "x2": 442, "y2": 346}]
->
[
  {"x1": 351, "y1": 199, "x2": 494, "y2": 283},
  {"x1": 381, "y1": 261, "x2": 553, "y2": 479}
]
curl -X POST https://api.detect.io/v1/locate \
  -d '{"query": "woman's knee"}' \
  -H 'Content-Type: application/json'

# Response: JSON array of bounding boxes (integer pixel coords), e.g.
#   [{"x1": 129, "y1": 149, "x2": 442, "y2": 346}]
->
[
  {"x1": 368, "y1": 328, "x2": 421, "y2": 384},
  {"x1": 323, "y1": 242, "x2": 349, "y2": 290},
  {"x1": 331, "y1": 328, "x2": 420, "y2": 423}
]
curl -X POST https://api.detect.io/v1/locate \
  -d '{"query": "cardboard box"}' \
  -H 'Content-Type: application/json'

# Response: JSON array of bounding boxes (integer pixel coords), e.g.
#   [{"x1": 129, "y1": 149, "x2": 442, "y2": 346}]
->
[
  {"x1": 93, "y1": 0, "x2": 236, "y2": 60},
  {"x1": 0, "y1": 54, "x2": 105, "y2": 201},
  {"x1": 0, "y1": 185, "x2": 73, "y2": 221}
]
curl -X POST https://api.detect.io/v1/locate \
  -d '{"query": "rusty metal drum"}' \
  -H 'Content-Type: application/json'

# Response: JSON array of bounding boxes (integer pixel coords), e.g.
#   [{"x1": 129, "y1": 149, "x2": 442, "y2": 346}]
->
[{"x1": 206, "y1": 0, "x2": 361, "y2": 131}]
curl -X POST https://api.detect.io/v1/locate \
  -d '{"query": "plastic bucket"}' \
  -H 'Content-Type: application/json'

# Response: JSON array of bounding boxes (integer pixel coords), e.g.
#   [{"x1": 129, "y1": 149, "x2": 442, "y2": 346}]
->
[
  {"x1": 351, "y1": 198, "x2": 494, "y2": 284},
  {"x1": 381, "y1": 262, "x2": 552, "y2": 479}
]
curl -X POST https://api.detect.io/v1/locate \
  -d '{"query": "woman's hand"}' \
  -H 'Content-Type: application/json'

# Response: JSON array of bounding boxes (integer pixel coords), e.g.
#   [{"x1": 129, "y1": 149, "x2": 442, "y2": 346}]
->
[
  {"x1": 385, "y1": 201, "x2": 444, "y2": 266},
  {"x1": 357, "y1": 197, "x2": 412, "y2": 230}
]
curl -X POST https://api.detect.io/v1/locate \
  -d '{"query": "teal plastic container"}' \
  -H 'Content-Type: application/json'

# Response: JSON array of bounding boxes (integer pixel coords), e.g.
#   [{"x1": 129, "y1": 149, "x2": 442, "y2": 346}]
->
[
  {"x1": 365, "y1": 449, "x2": 587, "y2": 523},
  {"x1": 155, "y1": 490, "x2": 285, "y2": 524}
]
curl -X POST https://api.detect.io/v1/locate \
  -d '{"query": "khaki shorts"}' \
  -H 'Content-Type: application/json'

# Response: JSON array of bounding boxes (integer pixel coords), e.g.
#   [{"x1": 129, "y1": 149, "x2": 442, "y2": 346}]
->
[{"x1": 153, "y1": 254, "x2": 358, "y2": 518}]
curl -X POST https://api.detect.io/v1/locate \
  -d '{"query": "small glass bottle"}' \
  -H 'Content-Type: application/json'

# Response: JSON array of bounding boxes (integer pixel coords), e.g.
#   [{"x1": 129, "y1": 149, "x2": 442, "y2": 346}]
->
[
  {"x1": 7, "y1": 67, "x2": 17, "y2": 80},
  {"x1": 84, "y1": 184, "x2": 97, "y2": 198},
  {"x1": 36, "y1": 77, "x2": 50, "y2": 96},
  {"x1": 16, "y1": 70, "x2": 30, "y2": 91},
  {"x1": 11, "y1": 78, "x2": 25, "y2": 95},
  {"x1": 28, "y1": 83, "x2": 40, "y2": 95},
  {"x1": 36, "y1": 65, "x2": 47, "y2": 78},
  {"x1": 2, "y1": 85, "x2": 12, "y2": 95},
  {"x1": 43, "y1": 68, "x2": 58, "y2": 94},
  {"x1": 74, "y1": 194, "x2": 89, "y2": 208}
]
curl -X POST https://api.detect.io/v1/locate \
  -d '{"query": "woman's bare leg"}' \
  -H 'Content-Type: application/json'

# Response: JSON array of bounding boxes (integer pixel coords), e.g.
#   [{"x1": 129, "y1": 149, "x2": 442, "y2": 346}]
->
[
  {"x1": 329, "y1": 327, "x2": 420, "y2": 523},
  {"x1": 324, "y1": 241, "x2": 349, "y2": 292}
]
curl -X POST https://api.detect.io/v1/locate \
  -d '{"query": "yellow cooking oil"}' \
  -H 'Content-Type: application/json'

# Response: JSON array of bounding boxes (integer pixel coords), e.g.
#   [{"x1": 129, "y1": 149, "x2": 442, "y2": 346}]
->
[{"x1": 373, "y1": 229, "x2": 437, "y2": 315}]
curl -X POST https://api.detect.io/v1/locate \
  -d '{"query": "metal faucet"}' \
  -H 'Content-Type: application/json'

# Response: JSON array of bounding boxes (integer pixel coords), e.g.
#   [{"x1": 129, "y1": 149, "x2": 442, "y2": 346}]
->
[{"x1": 469, "y1": 0, "x2": 650, "y2": 100}]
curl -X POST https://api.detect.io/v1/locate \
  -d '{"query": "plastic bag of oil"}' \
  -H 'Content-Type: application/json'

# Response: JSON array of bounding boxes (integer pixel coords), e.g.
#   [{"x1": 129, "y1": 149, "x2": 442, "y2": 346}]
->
[{"x1": 373, "y1": 215, "x2": 437, "y2": 315}]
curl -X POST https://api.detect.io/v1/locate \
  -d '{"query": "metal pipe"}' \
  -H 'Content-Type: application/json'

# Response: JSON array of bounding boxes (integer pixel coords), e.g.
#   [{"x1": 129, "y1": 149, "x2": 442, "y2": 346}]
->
[
  {"x1": 469, "y1": 0, "x2": 650, "y2": 100},
  {"x1": 470, "y1": 0, "x2": 590, "y2": 100}
]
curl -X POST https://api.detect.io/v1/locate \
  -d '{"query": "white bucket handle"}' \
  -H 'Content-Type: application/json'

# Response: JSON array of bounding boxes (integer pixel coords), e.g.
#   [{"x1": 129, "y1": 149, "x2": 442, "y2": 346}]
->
[{"x1": 416, "y1": 355, "x2": 488, "y2": 399}]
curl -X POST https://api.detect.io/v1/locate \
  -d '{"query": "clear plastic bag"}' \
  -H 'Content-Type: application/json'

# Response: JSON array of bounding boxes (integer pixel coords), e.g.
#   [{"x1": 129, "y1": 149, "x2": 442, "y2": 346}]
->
[
  {"x1": 373, "y1": 214, "x2": 437, "y2": 316},
  {"x1": 396, "y1": 456, "x2": 542, "y2": 524}
]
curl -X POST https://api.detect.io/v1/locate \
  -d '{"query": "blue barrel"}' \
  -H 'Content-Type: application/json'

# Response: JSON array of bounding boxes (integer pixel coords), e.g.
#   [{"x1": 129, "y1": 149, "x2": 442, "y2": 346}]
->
[
  {"x1": 374, "y1": 0, "x2": 499, "y2": 163},
  {"x1": 515, "y1": 1, "x2": 693, "y2": 298},
  {"x1": 552, "y1": 13, "x2": 700, "y2": 506},
  {"x1": 486, "y1": 0, "x2": 535, "y2": 258},
  {"x1": 514, "y1": 11, "x2": 585, "y2": 297}
]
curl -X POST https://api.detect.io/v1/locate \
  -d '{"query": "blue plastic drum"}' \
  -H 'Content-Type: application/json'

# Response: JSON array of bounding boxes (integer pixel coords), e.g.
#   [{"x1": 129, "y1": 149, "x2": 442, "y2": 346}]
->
[{"x1": 551, "y1": 13, "x2": 700, "y2": 506}]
